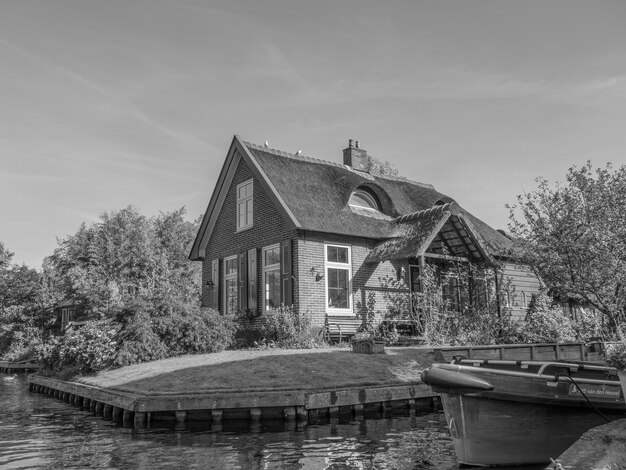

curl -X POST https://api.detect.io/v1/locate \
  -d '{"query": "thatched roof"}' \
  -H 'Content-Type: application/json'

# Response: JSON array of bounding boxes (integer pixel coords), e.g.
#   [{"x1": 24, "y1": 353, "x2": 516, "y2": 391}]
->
[
  {"x1": 190, "y1": 136, "x2": 512, "y2": 261},
  {"x1": 365, "y1": 203, "x2": 499, "y2": 263}
]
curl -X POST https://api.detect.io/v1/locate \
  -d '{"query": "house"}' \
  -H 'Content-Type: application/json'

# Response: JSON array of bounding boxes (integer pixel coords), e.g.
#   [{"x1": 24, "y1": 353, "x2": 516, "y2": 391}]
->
[
  {"x1": 53, "y1": 300, "x2": 92, "y2": 334},
  {"x1": 189, "y1": 135, "x2": 541, "y2": 340}
]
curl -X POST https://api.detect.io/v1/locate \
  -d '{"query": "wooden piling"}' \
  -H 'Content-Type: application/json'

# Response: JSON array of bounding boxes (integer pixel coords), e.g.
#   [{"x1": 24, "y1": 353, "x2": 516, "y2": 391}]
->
[
  {"x1": 211, "y1": 409, "x2": 223, "y2": 424},
  {"x1": 112, "y1": 406, "x2": 123, "y2": 422},
  {"x1": 122, "y1": 410, "x2": 133, "y2": 428},
  {"x1": 134, "y1": 412, "x2": 147, "y2": 428},
  {"x1": 175, "y1": 411, "x2": 186, "y2": 424},
  {"x1": 284, "y1": 407, "x2": 296, "y2": 421},
  {"x1": 250, "y1": 408, "x2": 262, "y2": 422}
]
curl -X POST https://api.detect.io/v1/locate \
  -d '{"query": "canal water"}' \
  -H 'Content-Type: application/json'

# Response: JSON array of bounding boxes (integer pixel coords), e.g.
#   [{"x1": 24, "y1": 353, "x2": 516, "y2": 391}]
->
[{"x1": 1, "y1": 374, "x2": 459, "y2": 469}]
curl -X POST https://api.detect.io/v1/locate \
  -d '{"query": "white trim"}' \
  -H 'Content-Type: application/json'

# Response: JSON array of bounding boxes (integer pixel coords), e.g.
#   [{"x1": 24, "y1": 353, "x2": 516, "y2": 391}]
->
[
  {"x1": 262, "y1": 244, "x2": 281, "y2": 311},
  {"x1": 223, "y1": 255, "x2": 238, "y2": 315},
  {"x1": 236, "y1": 179, "x2": 253, "y2": 231},
  {"x1": 324, "y1": 243, "x2": 353, "y2": 315},
  {"x1": 348, "y1": 189, "x2": 380, "y2": 211}
]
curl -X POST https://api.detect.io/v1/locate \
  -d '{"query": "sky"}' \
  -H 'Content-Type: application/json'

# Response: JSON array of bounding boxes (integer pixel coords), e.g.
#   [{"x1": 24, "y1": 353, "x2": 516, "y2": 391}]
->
[{"x1": 1, "y1": 0, "x2": 626, "y2": 269}]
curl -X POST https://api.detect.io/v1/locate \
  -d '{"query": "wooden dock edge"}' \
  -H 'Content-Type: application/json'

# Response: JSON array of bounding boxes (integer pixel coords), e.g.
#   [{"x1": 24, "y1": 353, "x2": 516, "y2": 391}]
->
[
  {"x1": 27, "y1": 375, "x2": 439, "y2": 429},
  {"x1": 0, "y1": 361, "x2": 40, "y2": 373}
]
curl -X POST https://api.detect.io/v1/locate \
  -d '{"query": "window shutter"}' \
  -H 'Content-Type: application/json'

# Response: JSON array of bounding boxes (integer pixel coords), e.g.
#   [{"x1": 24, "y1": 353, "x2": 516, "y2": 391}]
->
[
  {"x1": 281, "y1": 240, "x2": 292, "y2": 306},
  {"x1": 211, "y1": 259, "x2": 219, "y2": 311},
  {"x1": 247, "y1": 248, "x2": 257, "y2": 312},
  {"x1": 238, "y1": 252, "x2": 248, "y2": 311}
]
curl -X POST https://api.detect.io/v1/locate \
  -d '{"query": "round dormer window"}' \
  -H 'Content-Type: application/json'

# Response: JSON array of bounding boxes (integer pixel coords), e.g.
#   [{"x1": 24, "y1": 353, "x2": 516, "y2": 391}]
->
[{"x1": 349, "y1": 188, "x2": 381, "y2": 211}]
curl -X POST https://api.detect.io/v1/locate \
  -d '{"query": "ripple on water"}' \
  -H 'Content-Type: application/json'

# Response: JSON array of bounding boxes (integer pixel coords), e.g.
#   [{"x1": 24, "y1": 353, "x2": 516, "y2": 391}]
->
[{"x1": 0, "y1": 375, "x2": 458, "y2": 469}]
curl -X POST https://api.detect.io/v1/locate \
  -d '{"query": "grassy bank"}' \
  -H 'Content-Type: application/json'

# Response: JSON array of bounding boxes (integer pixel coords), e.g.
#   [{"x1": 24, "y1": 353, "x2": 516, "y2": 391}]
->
[{"x1": 78, "y1": 346, "x2": 435, "y2": 394}]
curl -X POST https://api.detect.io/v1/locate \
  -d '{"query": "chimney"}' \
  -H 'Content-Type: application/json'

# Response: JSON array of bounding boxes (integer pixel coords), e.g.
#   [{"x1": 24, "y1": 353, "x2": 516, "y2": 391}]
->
[{"x1": 343, "y1": 139, "x2": 369, "y2": 172}]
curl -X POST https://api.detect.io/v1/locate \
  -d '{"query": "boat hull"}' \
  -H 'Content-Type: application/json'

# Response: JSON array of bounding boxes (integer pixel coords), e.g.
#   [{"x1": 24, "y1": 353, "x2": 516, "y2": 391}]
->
[
  {"x1": 441, "y1": 393, "x2": 621, "y2": 466},
  {"x1": 422, "y1": 360, "x2": 626, "y2": 466}
]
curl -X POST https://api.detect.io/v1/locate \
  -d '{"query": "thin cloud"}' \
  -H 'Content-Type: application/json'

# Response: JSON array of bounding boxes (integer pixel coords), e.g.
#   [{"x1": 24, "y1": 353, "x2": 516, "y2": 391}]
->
[{"x1": 0, "y1": 35, "x2": 113, "y2": 98}]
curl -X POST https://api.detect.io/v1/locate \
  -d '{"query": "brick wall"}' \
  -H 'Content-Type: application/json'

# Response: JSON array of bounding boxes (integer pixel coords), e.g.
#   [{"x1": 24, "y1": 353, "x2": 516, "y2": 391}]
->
[
  {"x1": 296, "y1": 233, "x2": 409, "y2": 329},
  {"x1": 200, "y1": 151, "x2": 296, "y2": 312}
]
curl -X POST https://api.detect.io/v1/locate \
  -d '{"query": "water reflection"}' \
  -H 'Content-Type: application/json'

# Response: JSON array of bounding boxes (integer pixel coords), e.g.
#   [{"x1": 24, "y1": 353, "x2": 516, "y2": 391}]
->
[{"x1": 1, "y1": 374, "x2": 460, "y2": 469}]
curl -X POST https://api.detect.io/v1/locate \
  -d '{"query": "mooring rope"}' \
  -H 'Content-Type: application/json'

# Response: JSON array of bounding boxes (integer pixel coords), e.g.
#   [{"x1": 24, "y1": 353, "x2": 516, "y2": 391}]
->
[{"x1": 557, "y1": 374, "x2": 611, "y2": 423}]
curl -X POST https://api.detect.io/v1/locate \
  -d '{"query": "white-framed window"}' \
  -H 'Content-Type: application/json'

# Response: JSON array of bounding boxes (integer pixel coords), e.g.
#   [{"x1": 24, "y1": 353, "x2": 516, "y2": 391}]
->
[
  {"x1": 223, "y1": 255, "x2": 238, "y2": 315},
  {"x1": 348, "y1": 188, "x2": 380, "y2": 211},
  {"x1": 237, "y1": 180, "x2": 253, "y2": 231},
  {"x1": 325, "y1": 244, "x2": 353, "y2": 314},
  {"x1": 262, "y1": 244, "x2": 281, "y2": 311}
]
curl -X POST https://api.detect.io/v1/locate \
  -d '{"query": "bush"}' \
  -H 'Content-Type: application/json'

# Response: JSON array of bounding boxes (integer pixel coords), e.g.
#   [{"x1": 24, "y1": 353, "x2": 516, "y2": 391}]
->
[
  {"x1": 259, "y1": 306, "x2": 325, "y2": 349},
  {"x1": 155, "y1": 305, "x2": 237, "y2": 356},
  {"x1": 606, "y1": 341, "x2": 626, "y2": 370},
  {"x1": 114, "y1": 300, "x2": 236, "y2": 367},
  {"x1": 1, "y1": 327, "x2": 42, "y2": 362},
  {"x1": 114, "y1": 307, "x2": 168, "y2": 367},
  {"x1": 520, "y1": 310, "x2": 577, "y2": 343},
  {"x1": 513, "y1": 292, "x2": 577, "y2": 344},
  {"x1": 40, "y1": 320, "x2": 118, "y2": 375}
]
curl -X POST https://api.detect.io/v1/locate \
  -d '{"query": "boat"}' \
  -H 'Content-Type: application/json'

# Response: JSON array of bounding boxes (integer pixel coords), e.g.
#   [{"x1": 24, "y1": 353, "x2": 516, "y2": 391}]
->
[{"x1": 421, "y1": 358, "x2": 626, "y2": 467}]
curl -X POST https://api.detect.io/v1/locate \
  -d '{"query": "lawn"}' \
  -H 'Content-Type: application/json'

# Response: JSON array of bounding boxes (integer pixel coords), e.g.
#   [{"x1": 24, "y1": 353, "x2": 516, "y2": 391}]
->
[{"x1": 78, "y1": 346, "x2": 435, "y2": 394}]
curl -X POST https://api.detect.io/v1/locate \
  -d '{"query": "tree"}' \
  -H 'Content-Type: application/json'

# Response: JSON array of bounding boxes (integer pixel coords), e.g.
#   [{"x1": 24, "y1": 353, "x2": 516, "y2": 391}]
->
[
  {"x1": 508, "y1": 162, "x2": 626, "y2": 336},
  {"x1": 365, "y1": 155, "x2": 399, "y2": 176},
  {"x1": 0, "y1": 243, "x2": 48, "y2": 360},
  {"x1": 45, "y1": 205, "x2": 201, "y2": 318}
]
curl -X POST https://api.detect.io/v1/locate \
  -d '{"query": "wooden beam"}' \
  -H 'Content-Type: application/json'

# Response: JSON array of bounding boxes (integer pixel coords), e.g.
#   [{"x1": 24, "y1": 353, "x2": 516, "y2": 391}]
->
[{"x1": 423, "y1": 252, "x2": 469, "y2": 262}]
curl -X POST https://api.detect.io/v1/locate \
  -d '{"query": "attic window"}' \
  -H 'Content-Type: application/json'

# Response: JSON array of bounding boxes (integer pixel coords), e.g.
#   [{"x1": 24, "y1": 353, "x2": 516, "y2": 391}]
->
[
  {"x1": 349, "y1": 188, "x2": 380, "y2": 211},
  {"x1": 237, "y1": 179, "x2": 253, "y2": 231}
]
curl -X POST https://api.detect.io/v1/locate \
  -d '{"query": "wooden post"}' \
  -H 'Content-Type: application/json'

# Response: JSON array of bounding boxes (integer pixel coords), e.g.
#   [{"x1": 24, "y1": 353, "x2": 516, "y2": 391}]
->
[
  {"x1": 296, "y1": 406, "x2": 308, "y2": 423},
  {"x1": 382, "y1": 401, "x2": 393, "y2": 417},
  {"x1": 134, "y1": 412, "x2": 147, "y2": 428},
  {"x1": 122, "y1": 410, "x2": 133, "y2": 428},
  {"x1": 211, "y1": 409, "x2": 223, "y2": 425},
  {"x1": 112, "y1": 407, "x2": 123, "y2": 422},
  {"x1": 103, "y1": 404, "x2": 113, "y2": 420},
  {"x1": 175, "y1": 411, "x2": 187, "y2": 425},
  {"x1": 250, "y1": 408, "x2": 262, "y2": 422},
  {"x1": 284, "y1": 407, "x2": 296, "y2": 421},
  {"x1": 407, "y1": 399, "x2": 416, "y2": 415}
]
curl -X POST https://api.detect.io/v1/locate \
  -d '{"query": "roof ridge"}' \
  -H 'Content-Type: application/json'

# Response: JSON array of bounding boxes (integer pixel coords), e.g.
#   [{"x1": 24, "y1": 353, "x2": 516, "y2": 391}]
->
[
  {"x1": 370, "y1": 170, "x2": 434, "y2": 189},
  {"x1": 243, "y1": 140, "x2": 345, "y2": 169},
  {"x1": 394, "y1": 202, "x2": 452, "y2": 223},
  {"x1": 243, "y1": 140, "x2": 434, "y2": 190}
]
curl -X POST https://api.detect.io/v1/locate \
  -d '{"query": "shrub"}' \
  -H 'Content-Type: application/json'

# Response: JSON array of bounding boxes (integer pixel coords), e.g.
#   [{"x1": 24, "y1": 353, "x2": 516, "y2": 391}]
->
[
  {"x1": 514, "y1": 292, "x2": 577, "y2": 344},
  {"x1": 155, "y1": 305, "x2": 237, "y2": 355},
  {"x1": 114, "y1": 308, "x2": 168, "y2": 367},
  {"x1": 259, "y1": 306, "x2": 325, "y2": 349},
  {"x1": 605, "y1": 341, "x2": 626, "y2": 370},
  {"x1": 114, "y1": 301, "x2": 236, "y2": 367},
  {"x1": 40, "y1": 320, "x2": 118, "y2": 375},
  {"x1": 1, "y1": 327, "x2": 42, "y2": 362}
]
